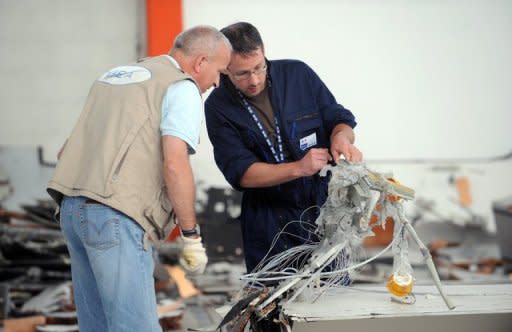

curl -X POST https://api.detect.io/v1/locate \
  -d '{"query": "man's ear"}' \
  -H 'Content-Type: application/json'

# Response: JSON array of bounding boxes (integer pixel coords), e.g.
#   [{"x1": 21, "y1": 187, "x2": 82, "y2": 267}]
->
[{"x1": 193, "y1": 55, "x2": 208, "y2": 73}]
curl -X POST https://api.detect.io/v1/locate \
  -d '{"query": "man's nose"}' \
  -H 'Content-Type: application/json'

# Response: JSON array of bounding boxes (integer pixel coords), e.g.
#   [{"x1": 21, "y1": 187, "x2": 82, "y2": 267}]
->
[{"x1": 248, "y1": 72, "x2": 260, "y2": 85}]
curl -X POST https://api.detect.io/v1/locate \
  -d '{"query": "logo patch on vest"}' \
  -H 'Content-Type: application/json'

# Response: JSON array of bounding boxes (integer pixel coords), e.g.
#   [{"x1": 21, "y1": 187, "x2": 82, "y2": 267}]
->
[{"x1": 98, "y1": 66, "x2": 151, "y2": 85}]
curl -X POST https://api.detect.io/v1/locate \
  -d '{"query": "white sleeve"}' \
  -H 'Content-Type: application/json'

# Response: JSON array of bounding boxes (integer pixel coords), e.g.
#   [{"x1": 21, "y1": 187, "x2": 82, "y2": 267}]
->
[{"x1": 160, "y1": 80, "x2": 203, "y2": 154}]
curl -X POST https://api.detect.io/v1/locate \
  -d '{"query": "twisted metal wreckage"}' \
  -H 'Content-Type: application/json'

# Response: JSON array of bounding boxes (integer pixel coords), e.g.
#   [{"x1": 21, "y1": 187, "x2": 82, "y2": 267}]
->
[{"x1": 217, "y1": 161, "x2": 455, "y2": 332}]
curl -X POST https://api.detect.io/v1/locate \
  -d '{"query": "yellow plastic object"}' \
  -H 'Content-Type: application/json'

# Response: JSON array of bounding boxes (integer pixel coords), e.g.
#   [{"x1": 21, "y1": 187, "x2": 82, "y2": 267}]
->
[{"x1": 386, "y1": 272, "x2": 413, "y2": 297}]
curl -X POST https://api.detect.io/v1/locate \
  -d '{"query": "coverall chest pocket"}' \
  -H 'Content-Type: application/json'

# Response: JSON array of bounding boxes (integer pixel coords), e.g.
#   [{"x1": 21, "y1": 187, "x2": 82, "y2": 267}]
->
[{"x1": 288, "y1": 111, "x2": 324, "y2": 156}]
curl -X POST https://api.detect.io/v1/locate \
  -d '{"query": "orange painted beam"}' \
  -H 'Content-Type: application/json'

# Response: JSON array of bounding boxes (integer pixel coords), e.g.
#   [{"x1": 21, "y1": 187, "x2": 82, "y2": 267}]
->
[
  {"x1": 455, "y1": 176, "x2": 472, "y2": 207},
  {"x1": 146, "y1": 0, "x2": 183, "y2": 56}
]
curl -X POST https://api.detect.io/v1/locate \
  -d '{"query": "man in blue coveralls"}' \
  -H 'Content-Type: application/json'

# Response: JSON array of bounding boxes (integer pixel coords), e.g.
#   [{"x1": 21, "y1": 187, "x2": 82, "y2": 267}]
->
[{"x1": 205, "y1": 21, "x2": 363, "y2": 275}]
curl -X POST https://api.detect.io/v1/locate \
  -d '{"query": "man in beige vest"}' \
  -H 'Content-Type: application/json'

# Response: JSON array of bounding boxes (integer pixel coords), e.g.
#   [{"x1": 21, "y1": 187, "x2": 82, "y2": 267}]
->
[{"x1": 47, "y1": 26, "x2": 231, "y2": 332}]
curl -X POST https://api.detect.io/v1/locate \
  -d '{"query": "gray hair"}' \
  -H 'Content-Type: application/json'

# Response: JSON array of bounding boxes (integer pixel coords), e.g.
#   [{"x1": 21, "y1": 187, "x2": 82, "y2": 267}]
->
[{"x1": 171, "y1": 25, "x2": 231, "y2": 57}]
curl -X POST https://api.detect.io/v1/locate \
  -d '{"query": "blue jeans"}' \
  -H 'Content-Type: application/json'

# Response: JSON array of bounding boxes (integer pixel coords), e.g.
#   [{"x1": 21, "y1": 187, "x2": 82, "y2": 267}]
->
[{"x1": 60, "y1": 196, "x2": 162, "y2": 332}]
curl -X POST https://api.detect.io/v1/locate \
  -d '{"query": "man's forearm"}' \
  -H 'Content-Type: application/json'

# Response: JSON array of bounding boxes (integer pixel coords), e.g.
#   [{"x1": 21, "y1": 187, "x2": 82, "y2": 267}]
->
[
  {"x1": 164, "y1": 157, "x2": 197, "y2": 231},
  {"x1": 162, "y1": 136, "x2": 197, "y2": 231},
  {"x1": 239, "y1": 161, "x2": 304, "y2": 188}
]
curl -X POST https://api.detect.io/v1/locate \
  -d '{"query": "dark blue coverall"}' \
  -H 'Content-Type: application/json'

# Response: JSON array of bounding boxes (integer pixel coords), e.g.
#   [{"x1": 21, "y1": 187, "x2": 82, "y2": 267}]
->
[{"x1": 205, "y1": 59, "x2": 357, "y2": 272}]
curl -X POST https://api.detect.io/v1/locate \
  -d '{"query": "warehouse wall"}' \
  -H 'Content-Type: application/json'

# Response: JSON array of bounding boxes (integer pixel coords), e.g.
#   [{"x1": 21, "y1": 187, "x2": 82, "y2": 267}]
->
[
  {"x1": 0, "y1": 0, "x2": 143, "y2": 157},
  {"x1": 0, "y1": 0, "x2": 511, "y2": 232},
  {"x1": 182, "y1": 0, "x2": 512, "y2": 232},
  {"x1": 184, "y1": 0, "x2": 512, "y2": 158}
]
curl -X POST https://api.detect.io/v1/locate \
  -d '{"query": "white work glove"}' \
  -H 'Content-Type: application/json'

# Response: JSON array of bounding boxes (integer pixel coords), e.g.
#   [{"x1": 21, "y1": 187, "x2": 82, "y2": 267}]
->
[{"x1": 179, "y1": 235, "x2": 208, "y2": 275}]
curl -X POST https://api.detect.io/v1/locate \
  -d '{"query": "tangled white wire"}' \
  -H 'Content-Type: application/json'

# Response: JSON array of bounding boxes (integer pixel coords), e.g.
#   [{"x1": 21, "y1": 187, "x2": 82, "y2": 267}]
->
[{"x1": 235, "y1": 161, "x2": 414, "y2": 306}]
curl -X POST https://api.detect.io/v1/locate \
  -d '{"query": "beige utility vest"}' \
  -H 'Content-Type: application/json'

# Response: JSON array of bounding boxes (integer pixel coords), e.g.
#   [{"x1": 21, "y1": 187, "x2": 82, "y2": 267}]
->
[{"x1": 47, "y1": 55, "x2": 199, "y2": 242}]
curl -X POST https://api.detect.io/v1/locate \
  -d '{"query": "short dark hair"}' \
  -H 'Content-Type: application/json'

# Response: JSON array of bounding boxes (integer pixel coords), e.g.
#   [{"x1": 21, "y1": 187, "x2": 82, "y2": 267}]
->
[{"x1": 220, "y1": 22, "x2": 264, "y2": 54}]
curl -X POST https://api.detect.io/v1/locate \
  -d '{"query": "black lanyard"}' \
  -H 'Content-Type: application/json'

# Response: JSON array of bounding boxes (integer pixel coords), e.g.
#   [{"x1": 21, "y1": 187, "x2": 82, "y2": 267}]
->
[{"x1": 238, "y1": 90, "x2": 284, "y2": 163}]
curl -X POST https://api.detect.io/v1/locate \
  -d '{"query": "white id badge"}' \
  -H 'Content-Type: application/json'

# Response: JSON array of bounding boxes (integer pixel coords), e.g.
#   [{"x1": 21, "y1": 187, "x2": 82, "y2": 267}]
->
[{"x1": 299, "y1": 132, "x2": 317, "y2": 150}]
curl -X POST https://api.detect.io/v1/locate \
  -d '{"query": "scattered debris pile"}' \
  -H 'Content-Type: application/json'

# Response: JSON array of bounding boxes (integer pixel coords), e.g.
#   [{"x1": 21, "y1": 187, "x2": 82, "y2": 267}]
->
[{"x1": 0, "y1": 198, "x2": 77, "y2": 331}]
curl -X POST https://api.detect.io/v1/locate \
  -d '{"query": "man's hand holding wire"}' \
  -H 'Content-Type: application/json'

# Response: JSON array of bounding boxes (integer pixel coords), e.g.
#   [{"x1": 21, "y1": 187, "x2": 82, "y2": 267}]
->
[{"x1": 330, "y1": 131, "x2": 363, "y2": 163}]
